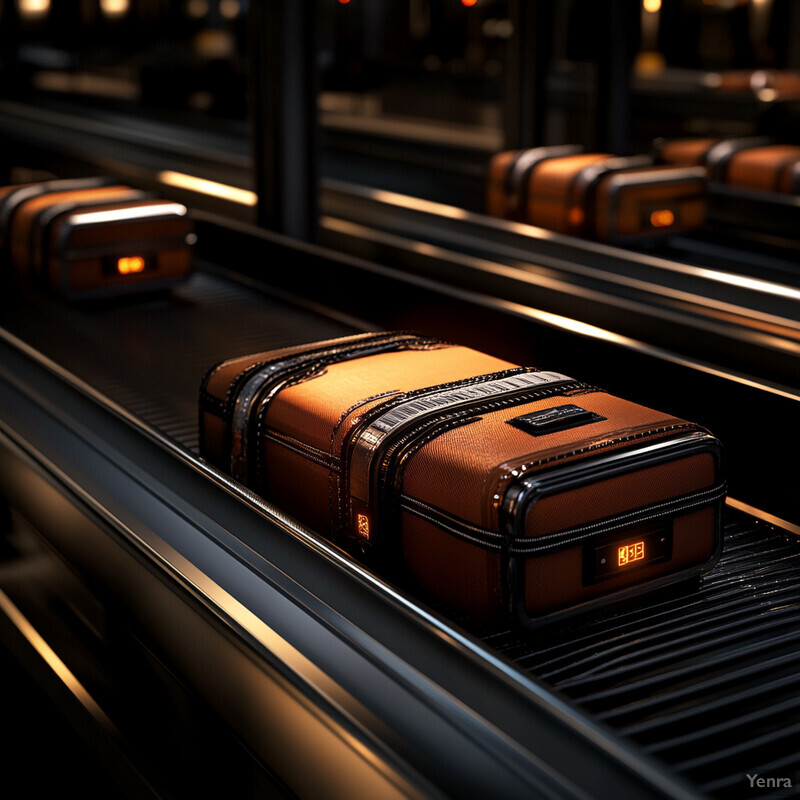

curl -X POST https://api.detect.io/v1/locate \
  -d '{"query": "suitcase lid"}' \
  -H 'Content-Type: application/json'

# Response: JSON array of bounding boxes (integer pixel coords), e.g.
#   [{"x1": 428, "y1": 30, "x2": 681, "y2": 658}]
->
[
  {"x1": 50, "y1": 199, "x2": 193, "y2": 299},
  {"x1": 32, "y1": 188, "x2": 150, "y2": 283}
]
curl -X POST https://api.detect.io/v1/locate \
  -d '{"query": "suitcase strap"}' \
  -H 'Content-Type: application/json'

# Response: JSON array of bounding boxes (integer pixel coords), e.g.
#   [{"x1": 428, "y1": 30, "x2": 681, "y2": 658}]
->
[
  {"x1": 567, "y1": 155, "x2": 653, "y2": 235},
  {"x1": 341, "y1": 369, "x2": 587, "y2": 553},
  {"x1": 0, "y1": 177, "x2": 114, "y2": 249},
  {"x1": 230, "y1": 333, "x2": 440, "y2": 485},
  {"x1": 505, "y1": 145, "x2": 583, "y2": 217},
  {"x1": 704, "y1": 136, "x2": 773, "y2": 182}
]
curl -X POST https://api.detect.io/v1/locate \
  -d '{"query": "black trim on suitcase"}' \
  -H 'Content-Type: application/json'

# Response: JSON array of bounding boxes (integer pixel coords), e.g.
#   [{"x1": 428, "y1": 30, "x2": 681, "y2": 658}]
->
[
  {"x1": 704, "y1": 137, "x2": 773, "y2": 182},
  {"x1": 340, "y1": 370, "x2": 590, "y2": 554},
  {"x1": 772, "y1": 152, "x2": 800, "y2": 193},
  {"x1": 501, "y1": 430, "x2": 725, "y2": 628},
  {"x1": 197, "y1": 332, "x2": 410, "y2": 464},
  {"x1": 219, "y1": 333, "x2": 439, "y2": 486},
  {"x1": 0, "y1": 177, "x2": 114, "y2": 248},
  {"x1": 507, "y1": 145, "x2": 583, "y2": 220},
  {"x1": 568, "y1": 155, "x2": 654, "y2": 236},
  {"x1": 601, "y1": 166, "x2": 706, "y2": 241},
  {"x1": 54, "y1": 200, "x2": 192, "y2": 300}
]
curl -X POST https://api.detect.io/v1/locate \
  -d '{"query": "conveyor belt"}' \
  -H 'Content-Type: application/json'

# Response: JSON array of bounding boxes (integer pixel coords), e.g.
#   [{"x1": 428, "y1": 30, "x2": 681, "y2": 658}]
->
[
  {"x1": 0, "y1": 268, "x2": 366, "y2": 451},
  {"x1": 463, "y1": 512, "x2": 800, "y2": 799},
  {"x1": 1, "y1": 267, "x2": 798, "y2": 799}
]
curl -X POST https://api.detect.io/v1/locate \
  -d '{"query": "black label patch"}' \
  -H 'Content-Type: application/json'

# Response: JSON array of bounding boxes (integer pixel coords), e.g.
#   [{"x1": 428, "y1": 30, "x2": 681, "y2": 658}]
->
[{"x1": 507, "y1": 404, "x2": 605, "y2": 437}]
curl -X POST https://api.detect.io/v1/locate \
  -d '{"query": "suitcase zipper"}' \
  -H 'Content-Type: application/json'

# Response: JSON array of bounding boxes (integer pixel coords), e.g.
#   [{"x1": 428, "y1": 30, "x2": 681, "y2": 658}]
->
[
  {"x1": 398, "y1": 481, "x2": 726, "y2": 556},
  {"x1": 507, "y1": 481, "x2": 727, "y2": 556},
  {"x1": 260, "y1": 428, "x2": 338, "y2": 471},
  {"x1": 399, "y1": 495, "x2": 505, "y2": 552}
]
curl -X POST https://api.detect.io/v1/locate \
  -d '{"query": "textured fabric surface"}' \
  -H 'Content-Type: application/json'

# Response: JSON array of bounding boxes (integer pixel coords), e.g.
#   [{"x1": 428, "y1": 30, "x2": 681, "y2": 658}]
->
[
  {"x1": 267, "y1": 345, "x2": 512, "y2": 452},
  {"x1": 402, "y1": 391, "x2": 685, "y2": 528}
]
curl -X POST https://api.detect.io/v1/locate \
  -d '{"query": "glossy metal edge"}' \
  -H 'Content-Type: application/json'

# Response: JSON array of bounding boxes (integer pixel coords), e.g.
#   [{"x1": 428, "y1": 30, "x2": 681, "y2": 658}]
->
[{"x1": 0, "y1": 317, "x2": 706, "y2": 800}]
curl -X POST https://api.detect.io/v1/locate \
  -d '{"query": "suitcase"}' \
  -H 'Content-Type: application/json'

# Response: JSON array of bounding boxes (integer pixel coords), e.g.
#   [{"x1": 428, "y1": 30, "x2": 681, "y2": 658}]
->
[
  {"x1": 0, "y1": 177, "x2": 194, "y2": 299},
  {"x1": 713, "y1": 143, "x2": 800, "y2": 194},
  {"x1": 655, "y1": 136, "x2": 800, "y2": 194},
  {"x1": 486, "y1": 145, "x2": 583, "y2": 221},
  {"x1": 714, "y1": 69, "x2": 800, "y2": 98},
  {"x1": 487, "y1": 148, "x2": 707, "y2": 241},
  {"x1": 199, "y1": 332, "x2": 726, "y2": 627},
  {"x1": 0, "y1": 176, "x2": 116, "y2": 249},
  {"x1": 523, "y1": 152, "x2": 707, "y2": 241},
  {"x1": 653, "y1": 137, "x2": 723, "y2": 167}
]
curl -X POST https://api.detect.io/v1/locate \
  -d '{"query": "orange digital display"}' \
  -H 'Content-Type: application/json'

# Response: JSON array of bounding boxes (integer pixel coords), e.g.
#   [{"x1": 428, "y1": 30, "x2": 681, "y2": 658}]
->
[
  {"x1": 567, "y1": 206, "x2": 585, "y2": 228},
  {"x1": 650, "y1": 209, "x2": 675, "y2": 228},
  {"x1": 618, "y1": 541, "x2": 645, "y2": 566},
  {"x1": 356, "y1": 513, "x2": 371, "y2": 540},
  {"x1": 117, "y1": 256, "x2": 146, "y2": 275}
]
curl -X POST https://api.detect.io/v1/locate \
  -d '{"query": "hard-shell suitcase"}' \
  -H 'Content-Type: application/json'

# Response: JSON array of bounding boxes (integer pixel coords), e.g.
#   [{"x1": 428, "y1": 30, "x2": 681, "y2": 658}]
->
[
  {"x1": 487, "y1": 148, "x2": 706, "y2": 241},
  {"x1": 0, "y1": 177, "x2": 194, "y2": 299},
  {"x1": 654, "y1": 137, "x2": 723, "y2": 167},
  {"x1": 655, "y1": 137, "x2": 800, "y2": 194},
  {"x1": 0, "y1": 176, "x2": 117, "y2": 249},
  {"x1": 486, "y1": 145, "x2": 582, "y2": 220},
  {"x1": 199, "y1": 332, "x2": 725, "y2": 627},
  {"x1": 524, "y1": 153, "x2": 707, "y2": 241},
  {"x1": 711, "y1": 142, "x2": 800, "y2": 194}
]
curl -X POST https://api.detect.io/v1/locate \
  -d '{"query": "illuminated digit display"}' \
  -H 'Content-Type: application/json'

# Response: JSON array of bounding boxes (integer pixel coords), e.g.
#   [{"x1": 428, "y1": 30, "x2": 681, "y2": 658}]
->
[
  {"x1": 117, "y1": 256, "x2": 146, "y2": 275},
  {"x1": 589, "y1": 528, "x2": 671, "y2": 584},
  {"x1": 649, "y1": 209, "x2": 675, "y2": 228},
  {"x1": 356, "y1": 513, "x2": 370, "y2": 541},
  {"x1": 618, "y1": 541, "x2": 646, "y2": 567}
]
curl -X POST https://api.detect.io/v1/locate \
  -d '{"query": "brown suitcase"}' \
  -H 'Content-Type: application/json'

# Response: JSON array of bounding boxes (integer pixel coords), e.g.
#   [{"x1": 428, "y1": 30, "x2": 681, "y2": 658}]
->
[
  {"x1": 714, "y1": 143, "x2": 800, "y2": 194},
  {"x1": 654, "y1": 137, "x2": 723, "y2": 167},
  {"x1": 199, "y1": 332, "x2": 725, "y2": 627},
  {"x1": 523, "y1": 153, "x2": 707, "y2": 241},
  {"x1": 655, "y1": 136, "x2": 800, "y2": 194},
  {"x1": 0, "y1": 176, "x2": 115, "y2": 248},
  {"x1": 486, "y1": 145, "x2": 583, "y2": 220},
  {"x1": 714, "y1": 69, "x2": 800, "y2": 99},
  {"x1": 1, "y1": 178, "x2": 194, "y2": 299}
]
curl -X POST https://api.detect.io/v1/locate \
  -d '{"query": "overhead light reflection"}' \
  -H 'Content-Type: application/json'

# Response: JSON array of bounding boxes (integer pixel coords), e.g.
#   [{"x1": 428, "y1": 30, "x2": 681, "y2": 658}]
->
[
  {"x1": 100, "y1": 0, "x2": 129, "y2": 17},
  {"x1": 18, "y1": 0, "x2": 50, "y2": 18},
  {"x1": 158, "y1": 170, "x2": 257, "y2": 206},
  {"x1": 692, "y1": 267, "x2": 800, "y2": 302},
  {"x1": 70, "y1": 203, "x2": 187, "y2": 226},
  {"x1": 369, "y1": 189, "x2": 470, "y2": 220},
  {"x1": 726, "y1": 498, "x2": 800, "y2": 536},
  {"x1": 186, "y1": 0, "x2": 209, "y2": 18},
  {"x1": 219, "y1": 0, "x2": 240, "y2": 19}
]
